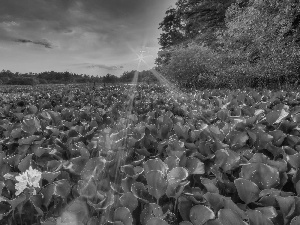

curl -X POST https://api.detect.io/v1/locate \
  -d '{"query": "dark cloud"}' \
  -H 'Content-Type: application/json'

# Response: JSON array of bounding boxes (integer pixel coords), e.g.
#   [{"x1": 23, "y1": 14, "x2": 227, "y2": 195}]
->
[
  {"x1": 15, "y1": 38, "x2": 53, "y2": 48},
  {"x1": 87, "y1": 64, "x2": 123, "y2": 70},
  {"x1": 0, "y1": 0, "x2": 176, "y2": 75},
  {"x1": 75, "y1": 63, "x2": 124, "y2": 71}
]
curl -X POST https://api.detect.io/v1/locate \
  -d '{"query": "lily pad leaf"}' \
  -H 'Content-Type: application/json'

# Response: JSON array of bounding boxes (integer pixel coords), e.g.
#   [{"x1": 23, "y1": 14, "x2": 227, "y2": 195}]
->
[
  {"x1": 203, "y1": 192, "x2": 224, "y2": 213},
  {"x1": 185, "y1": 157, "x2": 205, "y2": 174},
  {"x1": 145, "y1": 171, "x2": 168, "y2": 200},
  {"x1": 179, "y1": 222, "x2": 193, "y2": 225},
  {"x1": 234, "y1": 178, "x2": 260, "y2": 204},
  {"x1": 120, "y1": 192, "x2": 138, "y2": 212},
  {"x1": 131, "y1": 182, "x2": 154, "y2": 203},
  {"x1": 140, "y1": 203, "x2": 163, "y2": 225},
  {"x1": 215, "y1": 149, "x2": 240, "y2": 172},
  {"x1": 78, "y1": 179, "x2": 97, "y2": 199},
  {"x1": 178, "y1": 196, "x2": 193, "y2": 221},
  {"x1": 266, "y1": 110, "x2": 286, "y2": 125},
  {"x1": 230, "y1": 131, "x2": 249, "y2": 149},
  {"x1": 167, "y1": 167, "x2": 189, "y2": 183},
  {"x1": 144, "y1": 159, "x2": 168, "y2": 176},
  {"x1": 114, "y1": 207, "x2": 133, "y2": 225},
  {"x1": 218, "y1": 209, "x2": 245, "y2": 225},
  {"x1": 247, "y1": 210, "x2": 273, "y2": 225},
  {"x1": 275, "y1": 196, "x2": 295, "y2": 219},
  {"x1": 146, "y1": 217, "x2": 169, "y2": 225},
  {"x1": 287, "y1": 153, "x2": 300, "y2": 169},
  {"x1": 291, "y1": 216, "x2": 300, "y2": 225},
  {"x1": 189, "y1": 205, "x2": 215, "y2": 225},
  {"x1": 21, "y1": 116, "x2": 41, "y2": 135},
  {"x1": 18, "y1": 154, "x2": 33, "y2": 172},
  {"x1": 8, "y1": 193, "x2": 27, "y2": 210},
  {"x1": 240, "y1": 163, "x2": 280, "y2": 189},
  {"x1": 81, "y1": 157, "x2": 106, "y2": 180},
  {"x1": 255, "y1": 207, "x2": 277, "y2": 219},
  {"x1": 42, "y1": 171, "x2": 61, "y2": 183},
  {"x1": 164, "y1": 155, "x2": 179, "y2": 171},
  {"x1": 29, "y1": 194, "x2": 44, "y2": 215}
]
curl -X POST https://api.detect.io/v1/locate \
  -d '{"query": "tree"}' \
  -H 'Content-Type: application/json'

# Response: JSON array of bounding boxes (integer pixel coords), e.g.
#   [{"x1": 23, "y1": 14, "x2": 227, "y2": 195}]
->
[
  {"x1": 156, "y1": 0, "x2": 234, "y2": 66},
  {"x1": 216, "y1": 0, "x2": 300, "y2": 87}
]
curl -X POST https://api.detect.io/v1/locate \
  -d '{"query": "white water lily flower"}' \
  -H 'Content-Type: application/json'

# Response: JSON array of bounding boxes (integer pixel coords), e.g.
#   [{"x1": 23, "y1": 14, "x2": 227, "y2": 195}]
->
[{"x1": 15, "y1": 166, "x2": 42, "y2": 196}]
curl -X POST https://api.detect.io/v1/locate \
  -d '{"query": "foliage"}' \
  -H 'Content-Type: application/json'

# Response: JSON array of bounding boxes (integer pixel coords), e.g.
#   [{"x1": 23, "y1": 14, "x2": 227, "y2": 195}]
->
[
  {"x1": 216, "y1": 0, "x2": 300, "y2": 87},
  {"x1": 157, "y1": 0, "x2": 234, "y2": 66},
  {"x1": 1, "y1": 84, "x2": 300, "y2": 224},
  {"x1": 157, "y1": 0, "x2": 300, "y2": 89},
  {"x1": 160, "y1": 42, "x2": 235, "y2": 89},
  {"x1": 0, "y1": 69, "x2": 159, "y2": 86}
]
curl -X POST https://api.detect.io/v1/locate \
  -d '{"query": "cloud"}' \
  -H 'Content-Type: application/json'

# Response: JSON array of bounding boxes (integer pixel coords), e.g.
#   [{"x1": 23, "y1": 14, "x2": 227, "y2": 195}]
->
[
  {"x1": 15, "y1": 38, "x2": 53, "y2": 48},
  {"x1": 0, "y1": 0, "x2": 177, "y2": 75},
  {"x1": 75, "y1": 63, "x2": 124, "y2": 71}
]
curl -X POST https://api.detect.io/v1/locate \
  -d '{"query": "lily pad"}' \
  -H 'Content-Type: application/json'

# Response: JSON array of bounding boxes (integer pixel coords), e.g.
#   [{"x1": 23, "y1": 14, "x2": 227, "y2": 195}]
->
[
  {"x1": 189, "y1": 205, "x2": 215, "y2": 225},
  {"x1": 234, "y1": 178, "x2": 260, "y2": 204},
  {"x1": 218, "y1": 209, "x2": 245, "y2": 225},
  {"x1": 240, "y1": 163, "x2": 280, "y2": 189},
  {"x1": 145, "y1": 170, "x2": 168, "y2": 200}
]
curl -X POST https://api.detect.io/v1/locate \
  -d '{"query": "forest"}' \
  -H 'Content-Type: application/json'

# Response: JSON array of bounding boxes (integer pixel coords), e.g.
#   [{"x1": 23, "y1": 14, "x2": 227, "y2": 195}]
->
[
  {"x1": 0, "y1": 70, "x2": 158, "y2": 85},
  {"x1": 156, "y1": 0, "x2": 300, "y2": 89},
  {"x1": 1, "y1": 0, "x2": 300, "y2": 90}
]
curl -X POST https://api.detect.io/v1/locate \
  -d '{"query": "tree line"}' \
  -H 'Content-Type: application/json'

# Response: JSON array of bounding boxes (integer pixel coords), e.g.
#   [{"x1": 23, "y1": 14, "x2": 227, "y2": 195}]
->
[
  {"x1": 156, "y1": 0, "x2": 300, "y2": 89},
  {"x1": 0, "y1": 70, "x2": 158, "y2": 85}
]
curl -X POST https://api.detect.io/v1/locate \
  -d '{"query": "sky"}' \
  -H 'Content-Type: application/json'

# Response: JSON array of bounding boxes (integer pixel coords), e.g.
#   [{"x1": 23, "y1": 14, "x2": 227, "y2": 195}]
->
[{"x1": 0, "y1": 0, "x2": 177, "y2": 77}]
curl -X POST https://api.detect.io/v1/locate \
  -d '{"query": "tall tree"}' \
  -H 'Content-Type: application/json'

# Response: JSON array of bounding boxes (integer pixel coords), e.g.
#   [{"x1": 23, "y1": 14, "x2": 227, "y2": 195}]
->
[
  {"x1": 217, "y1": 0, "x2": 300, "y2": 85},
  {"x1": 156, "y1": 0, "x2": 234, "y2": 66}
]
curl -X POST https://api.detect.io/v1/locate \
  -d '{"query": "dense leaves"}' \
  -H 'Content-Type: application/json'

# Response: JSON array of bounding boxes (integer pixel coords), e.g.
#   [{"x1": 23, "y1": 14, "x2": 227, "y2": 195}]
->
[{"x1": 1, "y1": 84, "x2": 300, "y2": 225}]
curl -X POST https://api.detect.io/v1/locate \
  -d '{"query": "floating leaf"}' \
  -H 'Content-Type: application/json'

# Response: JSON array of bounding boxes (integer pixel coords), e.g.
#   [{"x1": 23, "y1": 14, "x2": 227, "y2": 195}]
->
[
  {"x1": 215, "y1": 149, "x2": 240, "y2": 172},
  {"x1": 78, "y1": 178, "x2": 97, "y2": 199},
  {"x1": 178, "y1": 196, "x2": 193, "y2": 221},
  {"x1": 266, "y1": 109, "x2": 289, "y2": 125},
  {"x1": 167, "y1": 167, "x2": 189, "y2": 182},
  {"x1": 18, "y1": 154, "x2": 33, "y2": 172},
  {"x1": 144, "y1": 159, "x2": 168, "y2": 176},
  {"x1": 287, "y1": 153, "x2": 300, "y2": 169},
  {"x1": 291, "y1": 216, "x2": 300, "y2": 225},
  {"x1": 223, "y1": 197, "x2": 248, "y2": 220},
  {"x1": 247, "y1": 210, "x2": 273, "y2": 225},
  {"x1": 255, "y1": 207, "x2": 277, "y2": 219},
  {"x1": 120, "y1": 192, "x2": 138, "y2": 212},
  {"x1": 164, "y1": 155, "x2": 179, "y2": 171},
  {"x1": 63, "y1": 198, "x2": 89, "y2": 224},
  {"x1": 121, "y1": 165, "x2": 144, "y2": 178},
  {"x1": 179, "y1": 222, "x2": 193, "y2": 225},
  {"x1": 230, "y1": 131, "x2": 249, "y2": 149},
  {"x1": 146, "y1": 217, "x2": 169, "y2": 225},
  {"x1": 255, "y1": 130, "x2": 273, "y2": 150},
  {"x1": 21, "y1": 116, "x2": 41, "y2": 135},
  {"x1": 140, "y1": 203, "x2": 164, "y2": 225},
  {"x1": 8, "y1": 193, "x2": 27, "y2": 210},
  {"x1": 201, "y1": 178, "x2": 219, "y2": 194},
  {"x1": 42, "y1": 171, "x2": 60, "y2": 183},
  {"x1": 189, "y1": 205, "x2": 215, "y2": 225},
  {"x1": 276, "y1": 196, "x2": 295, "y2": 221},
  {"x1": 234, "y1": 178, "x2": 260, "y2": 204},
  {"x1": 131, "y1": 182, "x2": 154, "y2": 203},
  {"x1": 114, "y1": 207, "x2": 133, "y2": 225},
  {"x1": 218, "y1": 209, "x2": 245, "y2": 225},
  {"x1": 29, "y1": 194, "x2": 44, "y2": 215},
  {"x1": 145, "y1": 171, "x2": 167, "y2": 200},
  {"x1": 121, "y1": 177, "x2": 134, "y2": 193},
  {"x1": 240, "y1": 163, "x2": 280, "y2": 189},
  {"x1": 203, "y1": 192, "x2": 224, "y2": 213},
  {"x1": 185, "y1": 157, "x2": 205, "y2": 174}
]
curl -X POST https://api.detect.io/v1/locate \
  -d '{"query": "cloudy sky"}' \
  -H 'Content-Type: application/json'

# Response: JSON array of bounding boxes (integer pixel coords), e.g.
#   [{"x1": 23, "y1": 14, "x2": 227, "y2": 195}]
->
[{"x1": 0, "y1": 0, "x2": 176, "y2": 76}]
